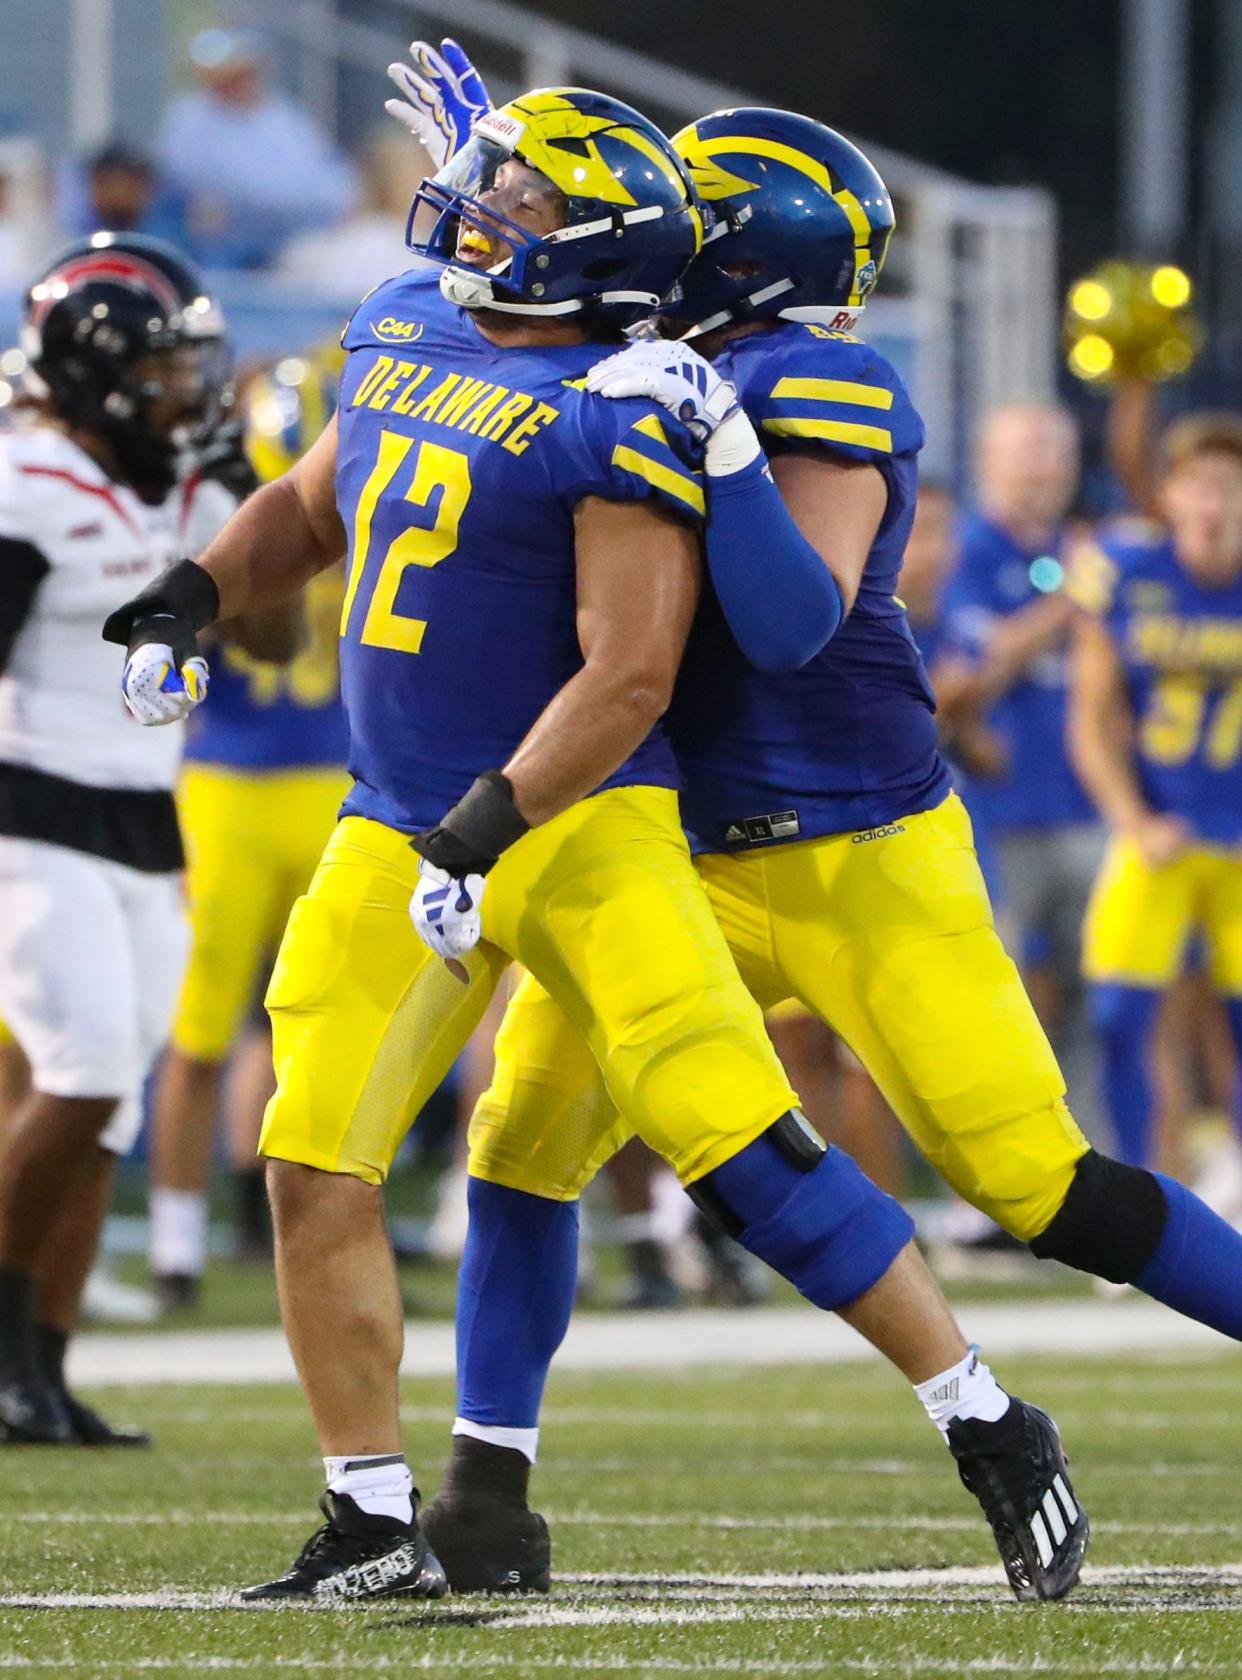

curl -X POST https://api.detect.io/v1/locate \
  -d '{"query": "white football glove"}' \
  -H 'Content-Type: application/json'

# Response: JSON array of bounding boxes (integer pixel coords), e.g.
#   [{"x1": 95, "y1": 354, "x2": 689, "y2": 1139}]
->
[
  {"x1": 410, "y1": 858, "x2": 486, "y2": 982},
  {"x1": 585, "y1": 339, "x2": 740, "y2": 442},
  {"x1": 385, "y1": 38, "x2": 492, "y2": 171},
  {"x1": 585, "y1": 339, "x2": 763, "y2": 475},
  {"x1": 121, "y1": 641, "x2": 209, "y2": 726}
]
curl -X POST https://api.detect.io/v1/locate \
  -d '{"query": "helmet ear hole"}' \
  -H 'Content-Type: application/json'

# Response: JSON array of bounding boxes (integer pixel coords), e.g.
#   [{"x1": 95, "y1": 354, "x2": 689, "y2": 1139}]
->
[{"x1": 580, "y1": 257, "x2": 628, "y2": 281}]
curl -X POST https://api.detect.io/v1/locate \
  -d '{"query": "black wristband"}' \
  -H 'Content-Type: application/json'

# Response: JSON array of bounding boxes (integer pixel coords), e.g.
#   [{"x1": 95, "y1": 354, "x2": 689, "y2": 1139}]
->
[
  {"x1": 411, "y1": 771, "x2": 530, "y2": 876},
  {"x1": 101, "y1": 558, "x2": 220, "y2": 650}
]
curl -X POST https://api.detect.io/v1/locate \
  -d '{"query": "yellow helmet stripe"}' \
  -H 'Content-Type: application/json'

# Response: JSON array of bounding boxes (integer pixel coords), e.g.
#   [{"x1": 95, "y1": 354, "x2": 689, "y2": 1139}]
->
[{"x1": 692, "y1": 135, "x2": 878, "y2": 306}]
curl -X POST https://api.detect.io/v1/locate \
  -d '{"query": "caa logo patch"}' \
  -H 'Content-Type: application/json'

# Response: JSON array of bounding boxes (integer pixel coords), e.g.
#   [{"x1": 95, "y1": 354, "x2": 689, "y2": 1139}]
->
[
  {"x1": 855, "y1": 259, "x2": 879, "y2": 297},
  {"x1": 372, "y1": 316, "x2": 425, "y2": 344}
]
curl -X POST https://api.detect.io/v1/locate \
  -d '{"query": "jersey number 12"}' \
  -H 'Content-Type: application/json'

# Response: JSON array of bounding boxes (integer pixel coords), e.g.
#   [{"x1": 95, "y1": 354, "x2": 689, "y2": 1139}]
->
[{"x1": 340, "y1": 430, "x2": 472, "y2": 653}]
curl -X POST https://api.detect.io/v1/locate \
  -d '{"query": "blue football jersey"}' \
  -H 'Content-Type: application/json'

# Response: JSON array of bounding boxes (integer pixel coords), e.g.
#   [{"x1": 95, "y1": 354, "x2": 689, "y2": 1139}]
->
[
  {"x1": 334, "y1": 271, "x2": 706, "y2": 834},
  {"x1": 185, "y1": 570, "x2": 349, "y2": 770},
  {"x1": 668, "y1": 323, "x2": 951, "y2": 851},
  {"x1": 1069, "y1": 525, "x2": 1242, "y2": 846},
  {"x1": 940, "y1": 512, "x2": 1094, "y2": 833}
]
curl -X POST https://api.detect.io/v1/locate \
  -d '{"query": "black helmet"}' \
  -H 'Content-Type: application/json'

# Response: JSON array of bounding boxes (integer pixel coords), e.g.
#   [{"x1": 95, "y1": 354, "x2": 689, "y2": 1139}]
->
[{"x1": 21, "y1": 232, "x2": 230, "y2": 501}]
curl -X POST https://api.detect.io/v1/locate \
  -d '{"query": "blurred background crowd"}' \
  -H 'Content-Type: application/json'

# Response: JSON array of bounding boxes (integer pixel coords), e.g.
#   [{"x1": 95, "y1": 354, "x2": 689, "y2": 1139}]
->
[{"x1": 0, "y1": 0, "x2": 1239, "y2": 1322}]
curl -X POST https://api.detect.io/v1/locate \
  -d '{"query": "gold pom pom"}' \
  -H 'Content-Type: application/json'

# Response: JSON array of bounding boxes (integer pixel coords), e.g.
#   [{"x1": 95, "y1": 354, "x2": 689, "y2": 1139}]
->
[{"x1": 1063, "y1": 260, "x2": 1199, "y2": 386}]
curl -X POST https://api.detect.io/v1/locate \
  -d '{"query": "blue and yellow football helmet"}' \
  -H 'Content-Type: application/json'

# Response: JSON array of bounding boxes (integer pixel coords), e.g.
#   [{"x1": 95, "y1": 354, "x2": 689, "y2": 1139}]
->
[
  {"x1": 669, "y1": 108, "x2": 894, "y2": 336},
  {"x1": 408, "y1": 87, "x2": 703, "y2": 327},
  {"x1": 243, "y1": 344, "x2": 344, "y2": 484}
]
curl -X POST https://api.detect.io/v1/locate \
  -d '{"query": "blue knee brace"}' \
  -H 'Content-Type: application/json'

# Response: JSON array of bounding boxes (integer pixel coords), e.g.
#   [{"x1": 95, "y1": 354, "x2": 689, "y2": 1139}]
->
[{"x1": 688, "y1": 1114, "x2": 914, "y2": 1312}]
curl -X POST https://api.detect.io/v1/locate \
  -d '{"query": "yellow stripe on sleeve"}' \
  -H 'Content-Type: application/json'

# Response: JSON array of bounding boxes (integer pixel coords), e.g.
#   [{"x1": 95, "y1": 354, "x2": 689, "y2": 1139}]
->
[
  {"x1": 763, "y1": 417, "x2": 893, "y2": 453},
  {"x1": 632, "y1": 412, "x2": 671, "y2": 446},
  {"x1": 770, "y1": 377, "x2": 894, "y2": 411},
  {"x1": 611, "y1": 445, "x2": 706, "y2": 514}
]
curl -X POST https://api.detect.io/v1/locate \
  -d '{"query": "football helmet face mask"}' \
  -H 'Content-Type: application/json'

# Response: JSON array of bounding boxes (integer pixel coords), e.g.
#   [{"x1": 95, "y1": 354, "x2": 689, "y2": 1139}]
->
[
  {"x1": 21, "y1": 232, "x2": 231, "y2": 501},
  {"x1": 408, "y1": 87, "x2": 704, "y2": 328},
  {"x1": 666, "y1": 107, "x2": 895, "y2": 337}
]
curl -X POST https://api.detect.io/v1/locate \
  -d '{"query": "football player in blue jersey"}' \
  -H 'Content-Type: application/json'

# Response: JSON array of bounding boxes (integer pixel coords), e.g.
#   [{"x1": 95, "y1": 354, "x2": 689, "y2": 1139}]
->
[
  {"x1": 1069, "y1": 414, "x2": 1242, "y2": 1167},
  {"x1": 382, "y1": 73, "x2": 1242, "y2": 1599},
  {"x1": 937, "y1": 404, "x2": 1105, "y2": 1127},
  {"x1": 100, "y1": 87, "x2": 1054, "y2": 1605}
]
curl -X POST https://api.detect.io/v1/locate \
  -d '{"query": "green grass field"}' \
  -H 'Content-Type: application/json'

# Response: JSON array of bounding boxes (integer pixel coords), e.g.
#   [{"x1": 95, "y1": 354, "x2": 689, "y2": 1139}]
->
[{"x1": 2, "y1": 1341, "x2": 1241, "y2": 1676}]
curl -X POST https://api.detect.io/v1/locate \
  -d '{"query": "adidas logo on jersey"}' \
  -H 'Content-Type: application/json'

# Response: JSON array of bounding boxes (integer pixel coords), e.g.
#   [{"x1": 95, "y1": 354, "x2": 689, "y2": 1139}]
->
[{"x1": 851, "y1": 823, "x2": 906, "y2": 844}]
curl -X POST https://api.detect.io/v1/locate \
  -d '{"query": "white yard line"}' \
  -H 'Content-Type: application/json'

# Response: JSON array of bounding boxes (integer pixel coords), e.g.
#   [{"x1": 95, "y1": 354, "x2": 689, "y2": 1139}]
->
[
  {"x1": 3, "y1": 1563, "x2": 1242, "y2": 1617},
  {"x1": 66, "y1": 1300, "x2": 1239, "y2": 1389}
]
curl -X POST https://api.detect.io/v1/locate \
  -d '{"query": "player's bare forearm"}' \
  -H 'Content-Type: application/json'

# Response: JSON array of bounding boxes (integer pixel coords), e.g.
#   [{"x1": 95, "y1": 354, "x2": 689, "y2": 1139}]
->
[
  {"x1": 503, "y1": 497, "x2": 701, "y2": 827},
  {"x1": 194, "y1": 418, "x2": 345, "y2": 621},
  {"x1": 1068, "y1": 615, "x2": 1148, "y2": 831},
  {"x1": 1107, "y1": 378, "x2": 1159, "y2": 518}
]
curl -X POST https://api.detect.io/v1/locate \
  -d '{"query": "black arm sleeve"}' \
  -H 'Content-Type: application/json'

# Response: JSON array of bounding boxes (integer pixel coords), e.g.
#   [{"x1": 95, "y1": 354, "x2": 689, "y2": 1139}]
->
[{"x1": 0, "y1": 536, "x2": 50, "y2": 675}]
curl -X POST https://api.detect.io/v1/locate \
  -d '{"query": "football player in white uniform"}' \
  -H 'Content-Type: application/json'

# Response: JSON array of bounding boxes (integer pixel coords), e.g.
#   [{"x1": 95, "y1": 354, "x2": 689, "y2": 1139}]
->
[{"x1": 0, "y1": 233, "x2": 273, "y2": 1442}]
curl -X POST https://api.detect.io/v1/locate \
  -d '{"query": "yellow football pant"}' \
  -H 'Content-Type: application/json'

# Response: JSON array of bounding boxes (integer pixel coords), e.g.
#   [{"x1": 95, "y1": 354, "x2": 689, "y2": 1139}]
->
[
  {"x1": 470, "y1": 792, "x2": 1089, "y2": 1240},
  {"x1": 1083, "y1": 837, "x2": 1242, "y2": 993},
  {"x1": 172, "y1": 764, "x2": 349, "y2": 1061},
  {"x1": 259, "y1": 786, "x2": 797, "y2": 1186}
]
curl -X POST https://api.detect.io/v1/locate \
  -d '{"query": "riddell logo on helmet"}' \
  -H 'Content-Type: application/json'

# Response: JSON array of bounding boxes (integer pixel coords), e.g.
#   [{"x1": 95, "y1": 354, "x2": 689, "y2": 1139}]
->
[{"x1": 475, "y1": 110, "x2": 526, "y2": 148}]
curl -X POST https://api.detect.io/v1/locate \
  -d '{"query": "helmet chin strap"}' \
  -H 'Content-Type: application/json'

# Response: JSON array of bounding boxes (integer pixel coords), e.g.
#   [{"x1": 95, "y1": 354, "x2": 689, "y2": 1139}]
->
[
  {"x1": 439, "y1": 266, "x2": 585, "y2": 317},
  {"x1": 438, "y1": 267, "x2": 658, "y2": 321}
]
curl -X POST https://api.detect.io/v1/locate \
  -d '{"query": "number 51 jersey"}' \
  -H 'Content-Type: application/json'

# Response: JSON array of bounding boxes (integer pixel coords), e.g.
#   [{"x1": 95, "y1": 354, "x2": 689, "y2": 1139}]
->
[
  {"x1": 1069, "y1": 526, "x2": 1242, "y2": 846},
  {"x1": 335, "y1": 270, "x2": 705, "y2": 834}
]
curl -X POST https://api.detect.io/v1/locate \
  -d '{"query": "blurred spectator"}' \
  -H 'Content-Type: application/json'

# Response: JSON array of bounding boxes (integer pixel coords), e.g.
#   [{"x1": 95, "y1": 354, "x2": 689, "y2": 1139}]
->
[
  {"x1": 278, "y1": 131, "x2": 424, "y2": 299},
  {"x1": 0, "y1": 137, "x2": 50, "y2": 290},
  {"x1": 0, "y1": 163, "x2": 27, "y2": 289},
  {"x1": 157, "y1": 28, "x2": 359, "y2": 270},
  {"x1": 902, "y1": 480, "x2": 1006, "y2": 841},
  {"x1": 936, "y1": 403, "x2": 1104, "y2": 1122},
  {"x1": 54, "y1": 142, "x2": 190, "y2": 248}
]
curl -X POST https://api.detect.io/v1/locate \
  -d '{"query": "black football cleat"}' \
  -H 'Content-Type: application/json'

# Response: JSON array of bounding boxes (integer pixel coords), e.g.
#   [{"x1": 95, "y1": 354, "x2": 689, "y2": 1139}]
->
[
  {"x1": 421, "y1": 1492, "x2": 551, "y2": 1594},
  {"x1": 422, "y1": 1434, "x2": 550, "y2": 1594},
  {"x1": 239, "y1": 1490, "x2": 447, "y2": 1604},
  {"x1": 0, "y1": 1374, "x2": 74, "y2": 1444},
  {"x1": 948, "y1": 1399, "x2": 1088, "y2": 1602},
  {"x1": 60, "y1": 1389, "x2": 151, "y2": 1448}
]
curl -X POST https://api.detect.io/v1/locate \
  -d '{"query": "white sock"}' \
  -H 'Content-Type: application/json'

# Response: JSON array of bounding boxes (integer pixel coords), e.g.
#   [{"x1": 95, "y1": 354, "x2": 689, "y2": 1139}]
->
[
  {"x1": 453, "y1": 1417, "x2": 540, "y2": 1464},
  {"x1": 324, "y1": 1453, "x2": 414, "y2": 1524},
  {"x1": 915, "y1": 1347, "x2": 1011, "y2": 1435},
  {"x1": 149, "y1": 1188, "x2": 208, "y2": 1277}
]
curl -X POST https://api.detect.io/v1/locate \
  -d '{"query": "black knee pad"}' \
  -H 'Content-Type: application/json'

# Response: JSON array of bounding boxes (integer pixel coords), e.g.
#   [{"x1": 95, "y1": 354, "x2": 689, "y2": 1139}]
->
[{"x1": 1028, "y1": 1149, "x2": 1168, "y2": 1284}]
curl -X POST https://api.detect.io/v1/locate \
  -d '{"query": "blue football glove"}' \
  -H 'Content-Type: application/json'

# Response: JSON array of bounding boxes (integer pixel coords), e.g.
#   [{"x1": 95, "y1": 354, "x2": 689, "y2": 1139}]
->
[
  {"x1": 410, "y1": 858, "x2": 485, "y2": 984},
  {"x1": 385, "y1": 38, "x2": 492, "y2": 170}
]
